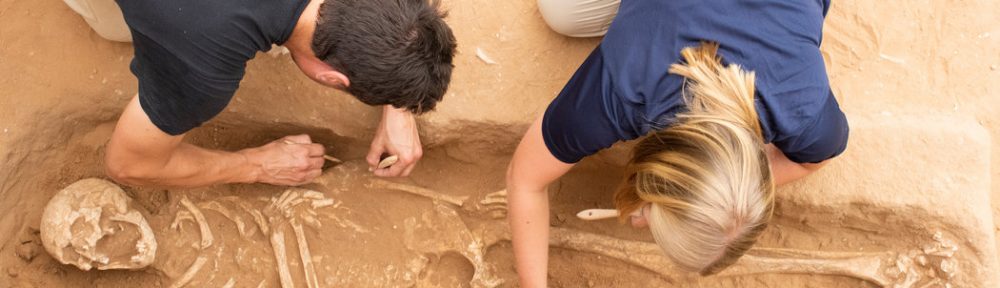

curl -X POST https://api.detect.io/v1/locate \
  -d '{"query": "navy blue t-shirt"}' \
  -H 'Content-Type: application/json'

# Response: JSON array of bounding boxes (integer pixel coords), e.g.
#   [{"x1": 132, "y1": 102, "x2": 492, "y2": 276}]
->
[
  {"x1": 117, "y1": 0, "x2": 309, "y2": 135},
  {"x1": 542, "y1": 0, "x2": 849, "y2": 164}
]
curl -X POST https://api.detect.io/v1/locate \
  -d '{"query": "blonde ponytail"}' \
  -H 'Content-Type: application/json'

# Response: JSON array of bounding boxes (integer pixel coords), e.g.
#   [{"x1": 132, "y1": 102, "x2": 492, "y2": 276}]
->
[{"x1": 614, "y1": 42, "x2": 775, "y2": 276}]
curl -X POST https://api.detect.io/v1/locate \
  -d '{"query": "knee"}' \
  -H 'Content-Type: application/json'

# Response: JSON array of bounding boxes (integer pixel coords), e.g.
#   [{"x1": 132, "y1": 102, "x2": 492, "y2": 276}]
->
[{"x1": 537, "y1": 0, "x2": 620, "y2": 37}]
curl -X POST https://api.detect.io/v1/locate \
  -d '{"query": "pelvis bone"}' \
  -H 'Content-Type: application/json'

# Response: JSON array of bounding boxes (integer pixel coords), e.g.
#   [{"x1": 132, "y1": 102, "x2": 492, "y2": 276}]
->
[{"x1": 40, "y1": 178, "x2": 157, "y2": 271}]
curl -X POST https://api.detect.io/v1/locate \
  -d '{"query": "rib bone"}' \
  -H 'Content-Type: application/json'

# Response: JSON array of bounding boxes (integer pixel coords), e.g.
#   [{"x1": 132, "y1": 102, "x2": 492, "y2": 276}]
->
[
  {"x1": 200, "y1": 201, "x2": 251, "y2": 238},
  {"x1": 179, "y1": 196, "x2": 213, "y2": 249},
  {"x1": 168, "y1": 255, "x2": 208, "y2": 288}
]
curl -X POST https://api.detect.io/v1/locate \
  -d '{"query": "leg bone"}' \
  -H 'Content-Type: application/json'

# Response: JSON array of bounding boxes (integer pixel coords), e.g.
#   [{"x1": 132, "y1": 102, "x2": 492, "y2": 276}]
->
[
  {"x1": 269, "y1": 224, "x2": 295, "y2": 288},
  {"x1": 291, "y1": 219, "x2": 320, "y2": 288},
  {"x1": 545, "y1": 228, "x2": 957, "y2": 287},
  {"x1": 367, "y1": 179, "x2": 468, "y2": 207}
]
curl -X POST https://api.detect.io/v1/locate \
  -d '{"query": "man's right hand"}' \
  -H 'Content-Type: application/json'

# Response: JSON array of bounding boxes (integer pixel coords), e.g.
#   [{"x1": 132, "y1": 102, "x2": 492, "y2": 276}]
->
[{"x1": 239, "y1": 134, "x2": 325, "y2": 186}]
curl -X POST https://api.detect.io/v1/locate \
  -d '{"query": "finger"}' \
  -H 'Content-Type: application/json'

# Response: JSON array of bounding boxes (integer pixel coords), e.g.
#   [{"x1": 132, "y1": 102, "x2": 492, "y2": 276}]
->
[
  {"x1": 305, "y1": 143, "x2": 325, "y2": 157},
  {"x1": 284, "y1": 134, "x2": 312, "y2": 144},
  {"x1": 366, "y1": 147, "x2": 385, "y2": 170},
  {"x1": 385, "y1": 156, "x2": 410, "y2": 177},
  {"x1": 308, "y1": 156, "x2": 324, "y2": 170}
]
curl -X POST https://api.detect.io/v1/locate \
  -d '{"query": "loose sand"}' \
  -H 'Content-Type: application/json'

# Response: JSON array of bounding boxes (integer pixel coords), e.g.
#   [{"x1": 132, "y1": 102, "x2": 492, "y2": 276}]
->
[{"x1": 1, "y1": 0, "x2": 998, "y2": 287}]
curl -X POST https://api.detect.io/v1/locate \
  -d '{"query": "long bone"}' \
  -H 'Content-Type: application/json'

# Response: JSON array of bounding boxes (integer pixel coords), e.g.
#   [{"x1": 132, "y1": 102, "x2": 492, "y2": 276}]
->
[
  {"x1": 291, "y1": 219, "x2": 320, "y2": 288},
  {"x1": 368, "y1": 179, "x2": 468, "y2": 206},
  {"x1": 389, "y1": 184, "x2": 959, "y2": 287},
  {"x1": 263, "y1": 191, "x2": 297, "y2": 288},
  {"x1": 553, "y1": 228, "x2": 960, "y2": 287},
  {"x1": 258, "y1": 188, "x2": 339, "y2": 288},
  {"x1": 367, "y1": 179, "x2": 505, "y2": 217}
]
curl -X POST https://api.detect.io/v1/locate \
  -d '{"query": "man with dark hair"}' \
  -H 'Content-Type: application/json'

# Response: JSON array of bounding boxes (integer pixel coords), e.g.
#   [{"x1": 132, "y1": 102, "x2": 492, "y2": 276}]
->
[{"x1": 104, "y1": 0, "x2": 456, "y2": 188}]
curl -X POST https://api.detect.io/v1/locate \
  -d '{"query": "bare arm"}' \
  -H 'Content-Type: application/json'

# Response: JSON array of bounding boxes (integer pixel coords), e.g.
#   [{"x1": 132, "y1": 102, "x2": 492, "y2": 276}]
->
[
  {"x1": 766, "y1": 144, "x2": 831, "y2": 186},
  {"x1": 105, "y1": 96, "x2": 325, "y2": 188},
  {"x1": 506, "y1": 116, "x2": 574, "y2": 288}
]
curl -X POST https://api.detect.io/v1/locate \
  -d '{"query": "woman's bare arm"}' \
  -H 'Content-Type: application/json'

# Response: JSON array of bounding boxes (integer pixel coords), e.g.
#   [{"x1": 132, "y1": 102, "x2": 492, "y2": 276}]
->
[
  {"x1": 766, "y1": 144, "x2": 831, "y2": 186},
  {"x1": 506, "y1": 116, "x2": 574, "y2": 288}
]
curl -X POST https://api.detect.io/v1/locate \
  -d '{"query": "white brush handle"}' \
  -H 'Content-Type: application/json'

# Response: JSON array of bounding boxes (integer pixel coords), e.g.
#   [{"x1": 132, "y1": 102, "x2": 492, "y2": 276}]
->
[{"x1": 576, "y1": 209, "x2": 620, "y2": 221}]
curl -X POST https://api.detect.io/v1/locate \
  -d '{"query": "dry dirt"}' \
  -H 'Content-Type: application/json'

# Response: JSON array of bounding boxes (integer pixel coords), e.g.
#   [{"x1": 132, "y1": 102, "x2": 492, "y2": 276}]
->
[{"x1": 1, "y1": 0, "x2": 999, "y2": 287}]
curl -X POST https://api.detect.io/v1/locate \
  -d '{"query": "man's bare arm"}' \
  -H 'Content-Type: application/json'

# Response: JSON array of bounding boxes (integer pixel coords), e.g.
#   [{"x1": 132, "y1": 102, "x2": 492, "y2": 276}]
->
[{"x1": 104, "y1": 96, "x2": 325, "y2": 188}]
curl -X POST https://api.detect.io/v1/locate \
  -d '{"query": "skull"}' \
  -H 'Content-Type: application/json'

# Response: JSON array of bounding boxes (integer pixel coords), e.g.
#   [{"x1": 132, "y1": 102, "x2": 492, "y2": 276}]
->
[{"x1": 40, "y1": 178, "x2": 156, "y2": 270}]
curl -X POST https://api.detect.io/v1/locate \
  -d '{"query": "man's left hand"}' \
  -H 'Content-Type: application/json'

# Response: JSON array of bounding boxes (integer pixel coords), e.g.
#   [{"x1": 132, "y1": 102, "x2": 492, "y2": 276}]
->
[{"x1": 366, "y1": 105, "x2": 423, "y2": 177}]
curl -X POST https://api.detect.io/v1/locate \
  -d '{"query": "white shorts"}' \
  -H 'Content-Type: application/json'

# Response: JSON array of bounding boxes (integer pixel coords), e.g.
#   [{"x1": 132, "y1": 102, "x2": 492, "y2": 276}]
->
[
  {"x1": 537, "y1": 0, "x2": 621, "y2": 37},
  {"x1": 63, "y1": 0, "x2": 132, "y2": 42}
]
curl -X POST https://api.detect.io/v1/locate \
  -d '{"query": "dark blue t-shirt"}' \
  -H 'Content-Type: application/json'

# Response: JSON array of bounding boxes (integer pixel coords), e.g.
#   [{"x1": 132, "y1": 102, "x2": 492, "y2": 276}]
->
[
  {"x1": 117, "y1": 0, "x2": 309, "y2": 135},
  {"x1": 542, "y1": 0, "x2": 849, "y2": 164}
]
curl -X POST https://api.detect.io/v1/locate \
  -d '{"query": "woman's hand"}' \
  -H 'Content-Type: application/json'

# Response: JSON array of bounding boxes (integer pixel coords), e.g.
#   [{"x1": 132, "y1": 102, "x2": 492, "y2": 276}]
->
[
  {"x1": 367, "y1": 105, "x2": 423, "y2": 177},
  {"x1": 507, "y1": 116, "x2": 574, "y2": 288}
]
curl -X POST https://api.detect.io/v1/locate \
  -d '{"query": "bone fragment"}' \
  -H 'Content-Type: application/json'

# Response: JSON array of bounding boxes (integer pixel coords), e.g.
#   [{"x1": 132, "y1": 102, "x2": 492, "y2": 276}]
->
[
  {"x1": 301, "y1": 214, "x2": 322, "y2": 229},
  {"x1": 107, "y1": 211, "x2": 158, "y2": 267},
  {"x1": 311, "y1": 199, "x2": 336, "y2": 209},
  {"x1": 168, "y1": 255, "x2": 208, "y2": 288},
  {"x1": 576, "y1": 209, "x2": 620, "y2": 221},
  {"x1": 239, "y1": 202, "x2": 270, "y2": 235},
  {"x1": 221, "y1": 278, "x2": 236, "y2": 288},
  {"x1": 378, "y1": 155, "x2": 399, "y2": 169},
  {"x1": 200, "y1": 201, "x2": 250, "y2": 238},
  {"x1": 270, "y1": 224, "x2": 295, "y2": 288},
  {"x1": 479, "y1": 190, "x2": 507, "y2": 206},
  {"x1": 180, "y1": 196, "x2": 213, "y2": 249},
  {"x1": 292, "y1": 219, "x2": 321, "y2": 288},
  {"x1": 367, "y1": 179, "x2": 468, "y2": 206},
  {"x1": 475, "y1": 47, "x2": 498, "y2": 65},
  {"x1": 302, "y1": 190, "x2": 325, "y2": 200},
  {"x1": 170, "y1": 210, "x2": 194, "y2": 231}
]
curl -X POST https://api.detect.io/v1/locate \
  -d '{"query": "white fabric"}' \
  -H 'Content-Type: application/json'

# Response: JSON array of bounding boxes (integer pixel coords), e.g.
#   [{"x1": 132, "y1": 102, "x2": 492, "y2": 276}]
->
[
  {"x1": 537, "y1": 0, "x2": 621, "y2": 37},
  {"x1": 62, "y1": 0, "x2": 132, "y2": 42}
]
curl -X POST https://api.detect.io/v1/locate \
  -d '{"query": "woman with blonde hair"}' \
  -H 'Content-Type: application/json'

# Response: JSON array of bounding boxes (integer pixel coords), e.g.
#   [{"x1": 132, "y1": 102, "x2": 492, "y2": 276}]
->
[{"x1": 507, "y1": 0, "x2": 849, "y2": 286}]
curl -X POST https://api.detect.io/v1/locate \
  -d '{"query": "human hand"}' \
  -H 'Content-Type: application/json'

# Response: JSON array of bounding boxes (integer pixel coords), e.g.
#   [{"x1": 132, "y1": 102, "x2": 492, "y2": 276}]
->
[
  {"x1": 366, "y1": 105, "x2": 423, "y2": 177},
  {"x1": 240, "y1": 134, "x2": 325, "y2": 186}
]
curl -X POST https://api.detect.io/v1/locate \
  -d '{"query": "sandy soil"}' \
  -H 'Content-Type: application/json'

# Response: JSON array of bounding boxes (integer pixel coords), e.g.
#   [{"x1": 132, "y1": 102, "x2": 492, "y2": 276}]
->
[{"x1": 0, "y1": 0, "x2": 998, "y2": 287}]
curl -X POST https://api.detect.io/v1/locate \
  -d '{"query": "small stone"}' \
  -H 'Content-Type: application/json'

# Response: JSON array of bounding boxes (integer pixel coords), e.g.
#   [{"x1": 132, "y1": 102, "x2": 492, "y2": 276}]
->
[
  {"x1": 6, "y1": 266, "x2": 18, "y2": 278},
  {"x1": 555, "y1": 214, "x2": 566, "y2": 222},
  {"x1": 15, "y1": 242, "x2": 39, "y2": 262}
]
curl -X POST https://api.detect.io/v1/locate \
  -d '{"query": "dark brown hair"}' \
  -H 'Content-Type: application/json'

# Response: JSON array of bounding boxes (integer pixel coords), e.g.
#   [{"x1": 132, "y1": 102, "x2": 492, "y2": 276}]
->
[{"x1": 312, "y1": 0, "x2": 456, "y2": 113}]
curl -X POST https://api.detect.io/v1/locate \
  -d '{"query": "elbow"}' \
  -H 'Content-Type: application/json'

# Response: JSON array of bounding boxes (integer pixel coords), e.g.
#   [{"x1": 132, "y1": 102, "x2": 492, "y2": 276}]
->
[
  {"x1": 104, "y1": 154, "x2": 156, "y2": 187},
  {"x1": 505, "y1": 161, "x2": 546, "y2": 196}
]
